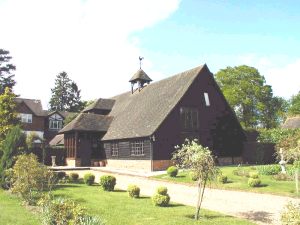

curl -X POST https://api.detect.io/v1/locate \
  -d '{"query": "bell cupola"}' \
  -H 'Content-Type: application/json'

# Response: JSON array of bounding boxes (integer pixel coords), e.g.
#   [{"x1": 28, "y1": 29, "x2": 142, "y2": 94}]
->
[{"x1": 129, "y1": 56, "x2": 152, "y2": 93}]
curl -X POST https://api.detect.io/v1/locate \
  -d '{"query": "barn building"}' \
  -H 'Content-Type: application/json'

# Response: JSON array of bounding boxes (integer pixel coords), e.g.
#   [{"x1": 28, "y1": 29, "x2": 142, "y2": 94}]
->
[{"x1": 57, "y1": 64, "x2": 245, "y2": 171}]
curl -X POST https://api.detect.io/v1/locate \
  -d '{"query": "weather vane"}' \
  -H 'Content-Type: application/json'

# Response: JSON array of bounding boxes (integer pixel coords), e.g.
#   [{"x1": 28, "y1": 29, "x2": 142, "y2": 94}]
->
[{"x1": 139, "y1": 56, "x2": 144, "y2": 69}]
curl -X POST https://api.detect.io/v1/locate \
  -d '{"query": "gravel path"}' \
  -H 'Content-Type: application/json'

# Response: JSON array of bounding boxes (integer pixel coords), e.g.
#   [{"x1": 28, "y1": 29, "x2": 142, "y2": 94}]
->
[{"x1": 63, "y1": 169, "x2": 299, "y2": 225}]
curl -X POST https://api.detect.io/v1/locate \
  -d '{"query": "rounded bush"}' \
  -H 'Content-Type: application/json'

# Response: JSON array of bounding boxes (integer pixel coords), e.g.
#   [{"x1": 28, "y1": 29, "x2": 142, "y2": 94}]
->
[
  {"x1": 127, "y1": 185, "x2": 140, "y2": 198},
  {"x1": 152, "y1": 194, "x2": 170, "y2": 207},
  {"x1": 249, "y1": 172, "x2": 259, "y2": 179},
  {"x1": 189, "y1": 171, "x2": 199, "y2": 181},
  {"x1": 100, "y1": 175, "x2": 116, "y2": 191},
  {"x1": 55, "y1": 171, "x2": 66, "y2": 180},
  {"x1": 167, "y1": 166, "x2": 178, "y2": 177},
  {"x1": 83, "y1": 173, "x2": 95, "y2": 185},
  {"x1": 69, "y1": 173, "x2": 79, "y2": 182},
  {"x1": 248, "y1": 178, "x2": 261, "y2": 187},
  {"x1": 156, "y1": 186, "x2": 168, "y2": 195},
  {"x1": 218, "y1": 175, "x2": 228, "y2": 184}
]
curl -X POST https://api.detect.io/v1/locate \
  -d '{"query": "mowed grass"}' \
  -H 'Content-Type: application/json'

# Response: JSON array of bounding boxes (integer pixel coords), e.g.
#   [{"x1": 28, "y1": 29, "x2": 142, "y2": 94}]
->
[
  {"x1": 0, "y1": 189, "x2": 40, "y2": 225},
  {"x1": 53, "y1": 183, "x2": 255, "y2": 225},
  {"x1": 153, "y1": 165, "x2": 299, "y2": 197}
]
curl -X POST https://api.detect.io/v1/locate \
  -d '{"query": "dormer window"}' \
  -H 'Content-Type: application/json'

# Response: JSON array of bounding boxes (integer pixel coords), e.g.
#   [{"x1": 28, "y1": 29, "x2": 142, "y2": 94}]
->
[
  {"x1": 49, "y1": 113, "x2": 63, "y2": 130},
  {"x1": 19, "y1": 113, "x2": 32, "y2": 123},
  {"x1": 204, "y1": 92, "x2": 210, "y2": 106}
]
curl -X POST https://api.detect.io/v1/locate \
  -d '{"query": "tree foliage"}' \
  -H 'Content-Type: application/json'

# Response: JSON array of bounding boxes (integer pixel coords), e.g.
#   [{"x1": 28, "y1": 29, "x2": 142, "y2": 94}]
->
[
  {"x1": 172, "y1": 140, "x2": 218, "y2": 220},
  {"x1": 288, "y1": 91, "x2": 300, "y2": 116},
  {"x1": 0, "y1": 87, "x2": 19, "y2": 143},
  {"x1": 49, "y1": 71, "x2": 84, "y2": 112},
  {"x1": 0, "y1": 49, "x2": 16, "y2": 94},
  {"x1": 215, "y1": 65, "x2": 287, "y2": 128}
]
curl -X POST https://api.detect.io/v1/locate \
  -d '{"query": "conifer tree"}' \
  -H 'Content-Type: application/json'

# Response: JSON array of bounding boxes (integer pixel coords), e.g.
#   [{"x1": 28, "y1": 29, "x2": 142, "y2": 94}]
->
[{"x1": 0, "y1": 49, "x2": 16, "y2": 94}]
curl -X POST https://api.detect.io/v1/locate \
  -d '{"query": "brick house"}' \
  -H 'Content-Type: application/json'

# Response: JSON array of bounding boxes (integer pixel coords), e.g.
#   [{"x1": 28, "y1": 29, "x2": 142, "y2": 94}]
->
[
  {"x1": 15, "y1": 98, "x2": 70, "y2": 144},
  {"x1": 56, "y1": 64, "x2": 246, "y2": 171}
]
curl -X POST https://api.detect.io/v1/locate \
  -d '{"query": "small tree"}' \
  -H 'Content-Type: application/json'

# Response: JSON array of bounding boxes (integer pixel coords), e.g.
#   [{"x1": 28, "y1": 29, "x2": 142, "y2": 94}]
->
[
  {"x1": 172, "y1": 140, "x2": 218, "y2": 220},
  {"x1": 0, "y1": 87, "x2": 19, "y2": 144},
  {"x1": 0, "y1": 126, "x2": 26, "y2": 187}
]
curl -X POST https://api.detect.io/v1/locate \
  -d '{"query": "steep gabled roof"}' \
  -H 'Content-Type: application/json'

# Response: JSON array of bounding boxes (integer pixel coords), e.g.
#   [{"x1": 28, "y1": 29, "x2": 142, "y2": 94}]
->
[
  {"x1": 102, "y1": 65, "x2": 206, "y2": 141},
  {"x1": 82, "y1": 98, "x2": 115, "y2": 113},
  {"x1": 282, "y1": 116, "x2": 300, "y2": 129},
  {"x1": 15, "y1": 98, "x2": 47, "y2": 116},
  {"x1": 59, "y1": 113, "x2": 113, "y2": 133}
]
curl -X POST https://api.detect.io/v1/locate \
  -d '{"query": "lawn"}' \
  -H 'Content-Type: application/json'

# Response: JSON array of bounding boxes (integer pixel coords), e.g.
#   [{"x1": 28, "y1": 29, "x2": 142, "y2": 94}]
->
[
  {"x1": 0, "y1": 189, "x2": 40, "y2": 225},
  {"x1": 153, "y1": 165, "x2": 299, "y2": 197},
  {"x1": 52, "y1": 183, "x2": 255, "y2": 225}
]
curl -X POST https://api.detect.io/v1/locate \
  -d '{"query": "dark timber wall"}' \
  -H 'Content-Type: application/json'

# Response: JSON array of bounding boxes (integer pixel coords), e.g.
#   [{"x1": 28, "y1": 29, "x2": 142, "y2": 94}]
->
[
  {"x1": 104, "y1": 139, "x2": 151, "y2": 160},
  {"x1": 153, "y1": 66, "x2": 245, "y2": 160}
]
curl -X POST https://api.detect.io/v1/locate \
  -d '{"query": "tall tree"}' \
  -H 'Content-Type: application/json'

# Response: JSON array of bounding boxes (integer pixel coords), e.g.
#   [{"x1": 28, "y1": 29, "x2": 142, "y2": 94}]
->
[
  {"x1": 215, "y1": 65, "x2": 286, "y2": 129},
  {"x1": 288, "y1": 91, "x2": 300, "y2": 116},
  {"x1": 0, "y1": 49, "x2": 16, "y2": 94},
  {"x1": 49, "y1": 72, "x2": 84, "y2": 112},
  {"x1": 0, "y1": 87, "x2": 19, "y2": 144}
]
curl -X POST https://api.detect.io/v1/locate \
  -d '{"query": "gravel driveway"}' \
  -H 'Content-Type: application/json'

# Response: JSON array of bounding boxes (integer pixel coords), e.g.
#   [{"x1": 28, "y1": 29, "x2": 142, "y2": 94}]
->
[{"x1": 62, "y1": 168, "x2": 299, "y2": 225}]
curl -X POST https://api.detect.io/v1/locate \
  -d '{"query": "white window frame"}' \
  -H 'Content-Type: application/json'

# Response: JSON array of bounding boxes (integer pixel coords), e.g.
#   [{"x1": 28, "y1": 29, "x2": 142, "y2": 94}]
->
[
  {"x1": 130, "y1": 140, "x2": 144, "y2": 156},
  {"x1": 111, "y1": 143, "x2": 119, "y2": 156},
  {"x1": 204, "y1": 92, "x2": 210, "y2": 106},
  {"x1": 19, "y1": 113, "x2": 32, "y2": 123},
  {"x1": 49, "y1": 113, "x2": 63, "y2": 130}
]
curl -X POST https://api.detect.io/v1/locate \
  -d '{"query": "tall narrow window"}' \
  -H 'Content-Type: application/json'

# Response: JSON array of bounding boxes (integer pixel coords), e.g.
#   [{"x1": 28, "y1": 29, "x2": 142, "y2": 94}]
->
[
  {"x1": 204, "y1": 92, "x2": 210, "y2": 106},
  {"x1": 130, "y1": 140, "x2": 144, "y2": 156},
  {"x1": 111, "y1": 143, "x2": 119, "y2": 156},
  {"x1": 180, "y1": 107, "x2": 199, "y2": 131}
]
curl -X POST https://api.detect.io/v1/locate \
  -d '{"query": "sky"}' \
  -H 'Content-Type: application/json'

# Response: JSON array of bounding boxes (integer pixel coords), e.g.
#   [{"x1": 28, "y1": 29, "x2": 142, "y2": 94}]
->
[{"x1": 1, "y1": 0, "x2": 299, "y2": 108}]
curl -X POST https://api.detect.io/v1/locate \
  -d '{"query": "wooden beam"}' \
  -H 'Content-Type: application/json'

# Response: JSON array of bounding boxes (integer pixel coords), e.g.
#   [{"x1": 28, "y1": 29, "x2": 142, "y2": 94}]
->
[{"x1": 74, "y1": 131, "x2": 78, "y2": 159}]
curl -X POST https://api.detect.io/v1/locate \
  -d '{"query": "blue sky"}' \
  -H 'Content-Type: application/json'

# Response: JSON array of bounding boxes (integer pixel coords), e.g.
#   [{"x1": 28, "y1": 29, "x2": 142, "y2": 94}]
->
[{"x1": 0, "y1": 0, "x2": 299, "y2": 108}]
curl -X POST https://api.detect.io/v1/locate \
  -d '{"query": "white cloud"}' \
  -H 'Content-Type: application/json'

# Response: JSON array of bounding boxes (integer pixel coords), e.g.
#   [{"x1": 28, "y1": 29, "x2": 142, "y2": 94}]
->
[{"x1": 0, "y1": 0, "x2": 180, "y2": 108}]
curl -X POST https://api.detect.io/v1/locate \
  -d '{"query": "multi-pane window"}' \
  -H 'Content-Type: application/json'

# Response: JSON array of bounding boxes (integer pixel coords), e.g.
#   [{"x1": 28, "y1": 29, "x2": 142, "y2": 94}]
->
[
  {"x1": 49, "y1": 120, "x2": 63, "y2": 130},
  {"x1": 204, "y1": 92, "x2": 210, "y2": 106},
  {"x1": 49, "y1": 113, "x2": 63, "y2": 130},
  {"x1": 180, "y1": 107, "x2": 199, "y2": 131},
  {"x1": 111, "y1": 143, "x2": 119, "y2": 156},
  {"x1": 19, "y1": 113, "x2": 32, "y2": 123},
  {"x1": 130, "y1": 141, "x2": 144, "y2": 156}
]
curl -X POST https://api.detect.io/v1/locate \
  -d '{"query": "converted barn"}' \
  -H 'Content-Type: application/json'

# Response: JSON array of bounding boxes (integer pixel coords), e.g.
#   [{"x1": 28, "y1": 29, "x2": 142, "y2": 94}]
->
[{"x1": 57, "y1": 64, "x2": 245, "y2": 170}]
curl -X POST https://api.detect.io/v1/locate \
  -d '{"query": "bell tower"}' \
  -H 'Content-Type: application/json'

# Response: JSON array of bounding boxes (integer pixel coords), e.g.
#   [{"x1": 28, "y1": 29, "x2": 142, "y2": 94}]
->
[{"x1": 129, "y1": 56, "x2": 152, "y2": 93}]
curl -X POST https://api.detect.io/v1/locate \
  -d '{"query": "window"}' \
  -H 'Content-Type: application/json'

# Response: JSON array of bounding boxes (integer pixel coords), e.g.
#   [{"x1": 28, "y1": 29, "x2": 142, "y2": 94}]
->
[
  {"x1": 49, "y1": 113, "x2": 63, "y2": 130},
  {"x1": 49, "y1": 120, "x2": 63, "y2": 130},
  {"x1": 111, "y1": 143, "x2": 119, "y2": 156},
  {"x1": 204, "y1": 92, "x2": 210, "y2": 106},
  {"x1": 180, "y1": 107, "x2": 199, "y2": 130},
  {"x1": 130, "y1": 140, "x2": 144, "y2": 156},
  {"x1": 19, "y1": 113, "x2": 32, "y2": 123}
]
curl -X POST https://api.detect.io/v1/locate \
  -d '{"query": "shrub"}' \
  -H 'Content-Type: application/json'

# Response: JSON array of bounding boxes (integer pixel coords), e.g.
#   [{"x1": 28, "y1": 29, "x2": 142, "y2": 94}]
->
[
  {"x1": 217, "y1": 175, "x2": 228, "y2": 184},
  {"x1": 167, "y1": 166, "x2": 178, "y2": 177},
  {"x1": 55, "y1": 171, "x2": 66, "y2": 180},
  {"x1": 256, "y1": 165, "x2": 281, "y2": 175},
  {"x1": 100, "y1": 175, "x2": 116, "y2": 191},
  {"x1": 273, "y1": 173, "x2": 292, "y2": 181},
  {"x1": 127, "y1": 185, "x2": 140, "y2": 198},
  {"x1": 281, "y1": 202, "x2": 300, "y2": 225},
  {"x1": 70, "y1": 173, "x2": 79, "y2": 182},
  {"x1": 11, "y1": 154, "x2": 56, "y2": 205},
  {"x1": 152, "y1": 186, "x2": 170, "y2": 207},
  {"x1": 249, "y1": 172, "x2": 259, "y2": 179},
  {"x1": 248, "y1": 178, "x2": 261, "y2": 187},
  {"x1": 84, "y1": 173, "x2": 95, "y2": 186},
  {"x1": 232, "y1": 168, "x2": 249, "y2": 177},
  {"x1": 189, "y1": 171, "x2": 199, "y2": 181},
  {"x1": 156, "y1": 186, "x2": 168, "y2": 195},
  {"x1": 152, "y1": 193, "x2": 170, "y2": 207},
  {"x1": 78, "y1": 215, "x2": 105, "y2": 225}
]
